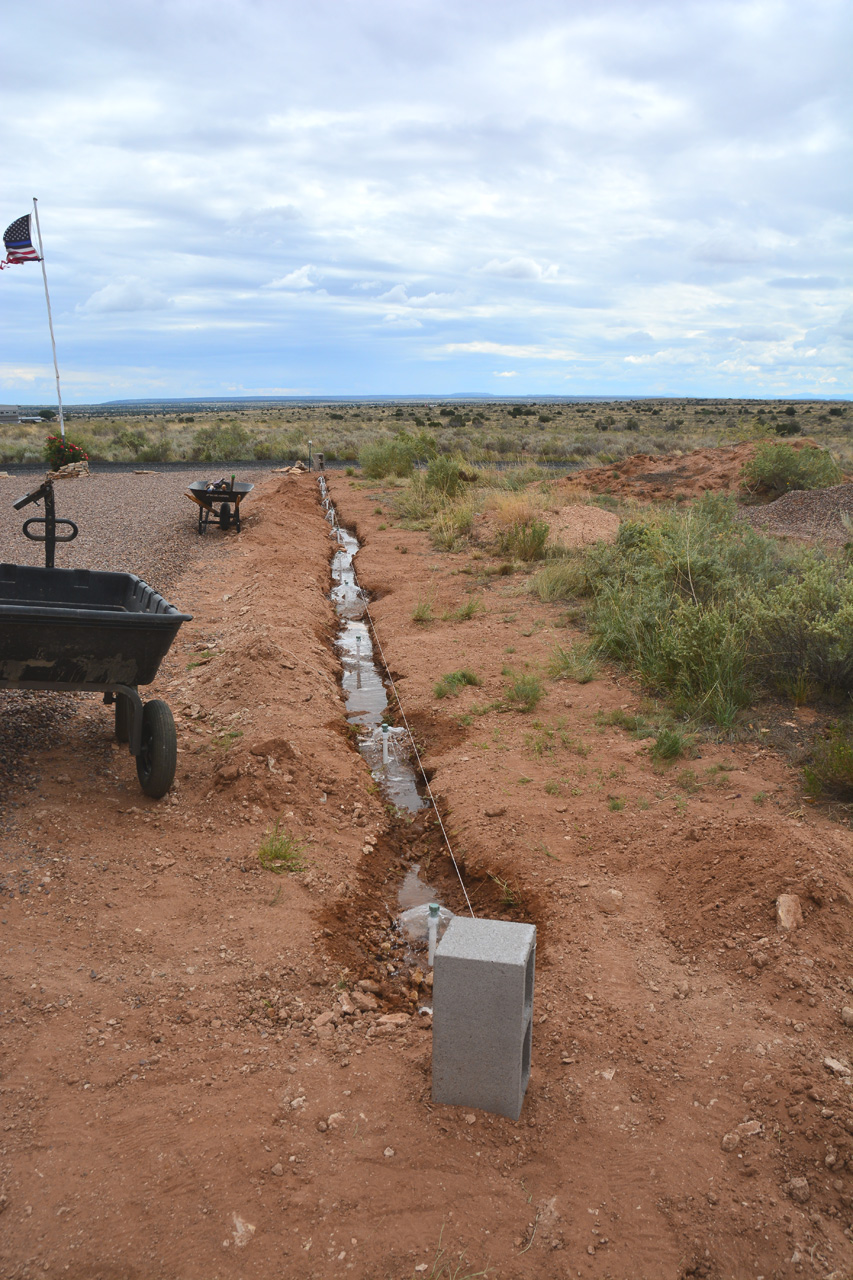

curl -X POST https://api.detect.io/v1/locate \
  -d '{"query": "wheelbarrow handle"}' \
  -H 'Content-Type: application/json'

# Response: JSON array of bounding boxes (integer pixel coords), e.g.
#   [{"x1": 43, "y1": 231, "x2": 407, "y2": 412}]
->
[{"x1": 23, "y1": 517, "x2": 79, "y2": 544}]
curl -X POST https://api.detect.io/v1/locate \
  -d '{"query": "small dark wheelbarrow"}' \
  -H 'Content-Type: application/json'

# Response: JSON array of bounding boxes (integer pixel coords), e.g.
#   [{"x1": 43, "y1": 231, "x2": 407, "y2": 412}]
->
[
  {"x1": 187, "y1": 479, "x2": 254, "y2": 534},
  {"x1": 0, "y1": 479, "x2": 192, "y2": 798}
]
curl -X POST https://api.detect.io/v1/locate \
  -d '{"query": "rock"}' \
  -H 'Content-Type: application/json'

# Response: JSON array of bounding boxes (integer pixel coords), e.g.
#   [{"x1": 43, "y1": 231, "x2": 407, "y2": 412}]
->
[
  {"x1": 736, "y1": 1120, "x2": 763, "y2": 1138},
  {"x1": 358, "y1": 979, "x2": 381, "y2": 993},
  {"x1": 327, "y1": 1112, "x2": 345, "y2": 1129},
  {"x1": 313, "y1": 1011, "x2": 337, "y2": 1029},
  {"x1": 351, "y1": 991, "x2": 379, "y2": 1012},
  {"x1": 316, "y1": 1120, "x2": 328, "y2": 1133},
  {"x1": 721, "y1": 1132, "x2": 739, "y2": 1152},
  {"x1": 215, "y1": 764, "x2": 240, "y2": 785},
  {"x1": 484, "y1": 805, "x2": 506, "y2": 817},
  {"x1": 787, "y1": 1177, "x2": 810, "y2": 1204},
  {"x1": 594, "y1": 888, "x2": 624, "y2": 915},
  {"x1": 824, "y1": 1057, "x2": 851, "y2": 1077},
  {"x1": 337, "y1": 992, "x2": 355, "y2": 1016},
  {"x1": 270, "y1": 1162, "x2": 283, "y2": 1176},
  {"x1": 377, "y1": 1013, "x2": 409, "y2": 1028},
  {"x1": 841, "y1": 1007, "x2": 853, "y2": 1028},
  {"x1": 383, "y1": 1147, "x2": 395, "y2": 1158},
  {"x1": 776, "y1": 894, "x2": 803, "y2": 932}
]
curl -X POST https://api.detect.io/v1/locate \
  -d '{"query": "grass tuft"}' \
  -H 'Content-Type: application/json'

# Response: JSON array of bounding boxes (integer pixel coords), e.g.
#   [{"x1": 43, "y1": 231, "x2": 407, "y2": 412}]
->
[
  {"x1": 258, "y1": 823, "x2": 305, "y2": 874},
  {"x1": 434, "y1": 669, "x2": 483, "y2": 699}
]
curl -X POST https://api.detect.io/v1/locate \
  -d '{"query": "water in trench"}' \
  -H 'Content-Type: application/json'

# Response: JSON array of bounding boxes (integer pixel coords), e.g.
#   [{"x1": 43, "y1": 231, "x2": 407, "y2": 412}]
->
[{"x1": 318, "y1": 476, "x2": 453, "y2": 952}]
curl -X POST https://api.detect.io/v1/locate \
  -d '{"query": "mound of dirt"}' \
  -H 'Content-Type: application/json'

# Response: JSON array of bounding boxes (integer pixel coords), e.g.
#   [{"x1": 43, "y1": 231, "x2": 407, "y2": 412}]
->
[
  {"x1": 740, "y1": 481, "x2": 853, "y2": 546},
  {"x1": 559, "y1": 438, "x2": 825, "y2": 502},
  {"x1": 546, "y1": 502, "x2": 620, "y2": 547}
]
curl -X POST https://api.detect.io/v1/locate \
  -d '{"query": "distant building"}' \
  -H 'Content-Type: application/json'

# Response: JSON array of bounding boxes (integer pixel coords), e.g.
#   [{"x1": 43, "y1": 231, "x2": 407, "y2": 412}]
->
[
  {"x1": 0, "y1": 405, "x2": 18, "y2": 422},
  {"x1": 17, "y1": 416, "x2": 43, "y2": 423}
]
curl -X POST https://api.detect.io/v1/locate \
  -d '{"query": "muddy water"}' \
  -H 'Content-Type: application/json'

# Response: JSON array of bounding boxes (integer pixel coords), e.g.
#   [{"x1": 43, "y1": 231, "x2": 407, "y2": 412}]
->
[
  {"x1": 319, "y1": 476, "x2": 425, "y2": 815},
  {"x1": 318, "y1": 476, "x2": 454, "y2": 960}
]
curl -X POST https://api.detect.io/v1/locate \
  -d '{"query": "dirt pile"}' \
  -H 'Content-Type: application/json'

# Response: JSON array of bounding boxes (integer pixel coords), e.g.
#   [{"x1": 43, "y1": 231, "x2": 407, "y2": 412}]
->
[
  {"x1": 559, "y1": 439, "x2": 826, "y2": 502},
  {"x1": 741, "y1": 481, "x2": 853, "y2": 546}
]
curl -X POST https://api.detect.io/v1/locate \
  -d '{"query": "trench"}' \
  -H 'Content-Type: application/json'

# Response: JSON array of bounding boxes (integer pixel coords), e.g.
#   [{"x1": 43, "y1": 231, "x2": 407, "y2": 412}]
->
[{"x1": 316, "y1": 475, "x2": 537, "y2": 999}]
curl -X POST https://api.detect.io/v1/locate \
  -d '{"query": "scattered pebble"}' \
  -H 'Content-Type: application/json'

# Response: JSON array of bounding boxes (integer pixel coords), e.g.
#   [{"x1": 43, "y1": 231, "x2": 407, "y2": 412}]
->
[
  {"x1": 787, "y1": 1177, "x2": 810, "y2": 1204},
  {"x1": 776, "y1": 894, "x2": 803, "y2": 932},
  {"x1": 383, "y1": 1147, "x2": 395, "y2": 1158}
]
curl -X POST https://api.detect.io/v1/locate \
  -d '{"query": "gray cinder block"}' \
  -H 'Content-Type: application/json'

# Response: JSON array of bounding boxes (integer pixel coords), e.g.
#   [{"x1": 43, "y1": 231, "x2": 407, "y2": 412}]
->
[{"x1": 432, "y1": 917, "x2": 536, "y2": 1121}]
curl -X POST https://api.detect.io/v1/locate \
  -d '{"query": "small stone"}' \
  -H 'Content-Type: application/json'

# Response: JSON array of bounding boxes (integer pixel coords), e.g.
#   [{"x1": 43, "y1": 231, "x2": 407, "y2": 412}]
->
[
  {"x1": 721, "y1": 1132, "x2": 739, "y2": 1152},
  {"x1": 383, "y1": 1147, "x2": 395, "y2": 1158},
  {"x1": 595, "y1": 888, "x2": 623, "y2": 915},
  {"x1": 327, "y1": 1112, "x2": 345, "y2": 1129},
  {"x1": 313, "y1": 1012, "x2": 337, "y2": 1030},
  {"x1": 736, "y1": 1121, "x2": 763, "y2": 1138},
  {"x1": 377, "y1": 1013, "x2": 409, "y2": 1028},
  {"x1": 271, "y1": 1163, "x2": 283, "y2": 1177},
  {"x1": 824, "y1": 1057, "x2": 851, "y2": 1077},
  {"x1": 464, "y1": 1114, "x2": 476, "y2": 1125},
  {"x1": 841, "y1": 1007, "x2": 853, "y2": 1028},
  {"x1": 316, "y1": 1121, "x2": 328, "y2": 1133},
  {"x1": 357, "y1": 979, "x2": 381, "y2": 993},
  {"x1": 787, "y1": 1176, "x2": 810, "y2": 1204},
  {"x1": 351, "y1": 991, "x2": 379, "y2": 1012},
  {"x1": 338, "y1": 993, "x2": 355, "y2": 1016},
  {"x1": 587, "y1": 1245, "x2": 595, "y2": 1255},
  {"x1": 484, "y1": 805, "x2": 506, "y2": 817},
  {"x1": 776, "y1": 894, "x2": 803, "y2": 932}
]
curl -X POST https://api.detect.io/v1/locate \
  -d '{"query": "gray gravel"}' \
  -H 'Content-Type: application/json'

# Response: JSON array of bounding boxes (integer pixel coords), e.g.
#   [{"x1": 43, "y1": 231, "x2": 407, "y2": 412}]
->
[
  {"x1": 740, "y1": 483, "x2": 853, "y2": 546},
  {"x1": 0, "y1": 467, "x2": 263, "y2": 793},
  {"x1": 0, "y1": 467, "x2": 264, "y2": 596}
]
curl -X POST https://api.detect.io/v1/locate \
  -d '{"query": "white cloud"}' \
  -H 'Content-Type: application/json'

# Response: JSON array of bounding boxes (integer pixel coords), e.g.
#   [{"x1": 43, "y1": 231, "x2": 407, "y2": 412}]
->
[
  {"x1": 264, "y1": 265, "x2": 320, "y2": 290},
  {"x1": 78, "y1": 277, "x2": 171, "y2": 313},
  {"x1": 493, "y1": 370, "x2": 518, "y2": 377},
  {"x1": 0, "y1": 0, "x2": 849, "y2": 399},
  {"x1": 480, "y1": 258, "x2": 559, "y2": 281}
]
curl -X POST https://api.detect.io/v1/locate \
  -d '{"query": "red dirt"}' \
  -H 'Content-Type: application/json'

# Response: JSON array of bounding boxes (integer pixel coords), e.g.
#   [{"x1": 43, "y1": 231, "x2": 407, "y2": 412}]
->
[
  {"x1": 557, "y1": 439, "x2": 828, "y2": 502},
  {"x1": 2, "y1": 470, "x2": 852, "y2": 1280}
]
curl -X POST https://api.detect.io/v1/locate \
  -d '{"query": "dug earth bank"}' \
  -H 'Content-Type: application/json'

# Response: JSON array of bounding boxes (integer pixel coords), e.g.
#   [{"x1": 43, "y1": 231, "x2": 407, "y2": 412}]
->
[{"x1": 1, "y1": 470, "x2": 852, "y2": 1280}]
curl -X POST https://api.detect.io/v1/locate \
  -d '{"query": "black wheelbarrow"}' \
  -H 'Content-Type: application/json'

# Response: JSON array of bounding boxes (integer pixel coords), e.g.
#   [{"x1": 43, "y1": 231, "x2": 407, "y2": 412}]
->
[
  {"x1": 0, "y1": 480, "x2": 192, "y2": 798},
  {"x1": 186, "y1": 478, "x2": 254, "y2": 533}
]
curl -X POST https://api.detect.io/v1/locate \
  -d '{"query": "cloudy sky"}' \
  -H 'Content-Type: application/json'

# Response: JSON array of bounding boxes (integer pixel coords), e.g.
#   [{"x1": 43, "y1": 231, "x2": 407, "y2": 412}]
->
[{"x1": 1, "y1": 0, "x2": 849, "y2": 403}]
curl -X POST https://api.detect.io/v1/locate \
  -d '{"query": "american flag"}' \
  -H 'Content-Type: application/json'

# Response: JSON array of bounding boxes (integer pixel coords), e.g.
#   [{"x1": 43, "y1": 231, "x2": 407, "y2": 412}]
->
[{"x1": 1, "y1": 214, "x2": 41, "y2": 268}]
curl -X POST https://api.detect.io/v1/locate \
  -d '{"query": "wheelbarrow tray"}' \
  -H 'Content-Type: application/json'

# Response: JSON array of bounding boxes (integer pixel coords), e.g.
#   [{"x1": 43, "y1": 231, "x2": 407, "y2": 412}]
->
[
  {"x1": 0, "y1": 564, "x2": 192, "y2": 686},
  {"x1": 187, "y1": 480, "x2": 254, "y2": 508}
]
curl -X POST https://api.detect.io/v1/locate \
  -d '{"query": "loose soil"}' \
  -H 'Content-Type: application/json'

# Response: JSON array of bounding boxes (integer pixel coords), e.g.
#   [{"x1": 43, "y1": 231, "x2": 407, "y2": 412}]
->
[
  {"x1": 1, "y1": 464, "x2": 852, "y2": 1280},
  {"x1": 556, "y1": 439, "x2": 830, "y2": 504}
]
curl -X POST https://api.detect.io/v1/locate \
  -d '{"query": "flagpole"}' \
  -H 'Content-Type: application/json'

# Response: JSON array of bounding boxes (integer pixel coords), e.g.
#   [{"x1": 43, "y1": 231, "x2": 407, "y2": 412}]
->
[{"x1": 31, "y1": 198, "x2": 65, "y2": 440}]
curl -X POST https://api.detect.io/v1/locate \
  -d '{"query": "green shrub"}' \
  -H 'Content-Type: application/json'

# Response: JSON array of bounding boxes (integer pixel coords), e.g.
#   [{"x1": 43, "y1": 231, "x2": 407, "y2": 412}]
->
[
  {"x1": 741, "y1": 442, "x2": 842, "y2": 497},
  {"x1": 192, "y1": 422, "x2": 251, "y2": 462},
  {"x1": 431, "y1": 504, "x2": 473, "y2": 551},
  {"x1": 434, "y1": 669, "x2": 482, "y2": 698},
  {"x1": 548, "y1": 642, "x2": 599, "y2": 683},
  {"x1": 804, "y1": 722, "x2": 853, "y2": 798},
  {"x1": 749, "y1": 554, "x2": 853, "y2": 695},
  {"x1": 425, "y1": 455, "x2": 464, "y2": 498},
  {"x1": 498, "y1": 518, "x2": 549, "y2": 562},
  {"x1": 530, "y1": 558, "x2": 588, "y2": 601},
  {"x1": 359, "y1": 434, "x2": 422, "y2": 478},
  {"x1": 652, "y1": 728, "x2": 687, "y2": 761}
]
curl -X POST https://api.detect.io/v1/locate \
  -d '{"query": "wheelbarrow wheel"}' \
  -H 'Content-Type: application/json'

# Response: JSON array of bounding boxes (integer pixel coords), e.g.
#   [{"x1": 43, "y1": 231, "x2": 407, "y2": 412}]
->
[
  {"x1": 219, "y1": 501, "x2": 232, "y2": 530},
  {"x1": 114, "y1": 692, "x2": 132, "y2": 743},
  {"x1": 136, "y1": 699, "x2": 177, "y2": 799}
]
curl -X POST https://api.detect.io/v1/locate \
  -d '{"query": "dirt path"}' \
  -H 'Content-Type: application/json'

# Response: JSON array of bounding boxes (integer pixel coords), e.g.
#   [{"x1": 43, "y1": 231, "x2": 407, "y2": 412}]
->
[{"x1": 1, "y1": 471, "x2": 852, "y2": 1280}]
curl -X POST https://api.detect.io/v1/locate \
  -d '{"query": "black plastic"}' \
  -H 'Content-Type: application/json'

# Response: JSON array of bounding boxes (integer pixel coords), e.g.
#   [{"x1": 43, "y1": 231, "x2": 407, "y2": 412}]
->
[{"x1": 0, "y1": 564, "x2": 192, "y2": 686}]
